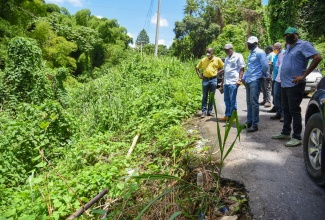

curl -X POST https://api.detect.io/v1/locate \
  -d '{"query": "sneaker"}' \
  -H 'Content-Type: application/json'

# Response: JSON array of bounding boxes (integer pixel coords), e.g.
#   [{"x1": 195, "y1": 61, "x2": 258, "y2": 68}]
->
[
  {"x1": 270, "y1": 114, "x2": 281, "y2": 120},
  {"x1": 264, "y1": 102, "x2": 271, "y2": 107},
  {"x1": 218, "y1": 116, "x2": 229, "y2": 121},
  {"x1": 247, "y1": 126, "x2": 258, "y2": 132},
  {"x1": 267, "y1": 107, "x2": 276, "y2": 113},
  {"x1": 200, "y1": 112, "x2": 207, "y2": 118},
  {"x1": 271, "y1": 133, "x2": 291, "y2": 140},
  {"x1": 207, "y1": 111, "x2": 215, "y2": 116},
  {"x1": 259, "y1": 102, "x2": 265, "y2": 105},
  {"x1": 285, "y1": 138, "x2": 302, "y2": 147},
  {"x1": 279, "y1": 117, "x2": 284, "y2": 122}
]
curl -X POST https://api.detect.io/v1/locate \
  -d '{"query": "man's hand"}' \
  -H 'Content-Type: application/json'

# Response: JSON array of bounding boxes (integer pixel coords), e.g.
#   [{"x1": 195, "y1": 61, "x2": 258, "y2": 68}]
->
[
  {"x1": 196, "y1": 68, "x2": 204, "y2": 79},
  {"x1": 292, "y1": 75, "x2": 304, "y2": 84},
  {"x1": 241, "y1": 79, "x2": 246, "y2": 86}
]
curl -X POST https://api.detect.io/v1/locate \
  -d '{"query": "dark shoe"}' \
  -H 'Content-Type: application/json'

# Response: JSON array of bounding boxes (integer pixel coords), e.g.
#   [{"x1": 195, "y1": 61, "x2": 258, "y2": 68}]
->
[
  {"x1": 200, "y1": 112, "x2": 207, "y2": 118},
  {"x1": 207, "y1": 111, "x2": 215, "y2": 116},
  {"x1": 279, "y1": 117, "x2": 284, "y2": 122},
  {"x1": 270, "y1": 114, "x2": 281, "y2": 120},
  {"x1": 259, "y1": 102, "x2": 265, "y2": 105},
  {"x1": 267, "y1": 107, "x2": 276, "y2": 113},
  {"x1": 247, "y1": 126, "x2": 258, "y2": 132},
  {"x1": 243, "y1": 122, "x2": 252, "y2": 128}
]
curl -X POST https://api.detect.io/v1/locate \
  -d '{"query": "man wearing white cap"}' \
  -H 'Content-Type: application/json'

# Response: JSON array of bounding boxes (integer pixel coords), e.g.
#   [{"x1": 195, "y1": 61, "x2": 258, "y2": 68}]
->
[
  {"x1": 218, "y1": 44, "x2": 245, "y2": 122},
  {"x1": 242, "y1": 36, "x2": 269, "y2": 132}
]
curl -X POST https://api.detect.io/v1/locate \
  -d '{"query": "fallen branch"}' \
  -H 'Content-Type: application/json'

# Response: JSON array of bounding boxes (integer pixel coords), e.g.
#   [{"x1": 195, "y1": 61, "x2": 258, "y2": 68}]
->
[
  {"x1": 67, "y1": 189, "x2": 108, "y2": 219},
  {"x1": 127, "y1": 133, "x2": 140, "y2": 157}
]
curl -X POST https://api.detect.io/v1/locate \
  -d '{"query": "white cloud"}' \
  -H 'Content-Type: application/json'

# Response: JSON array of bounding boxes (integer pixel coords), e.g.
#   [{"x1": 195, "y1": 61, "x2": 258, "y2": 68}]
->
[
  {"x1": 128, "y1": 33, "x2": 136, "y2": 48},
  {"x1": 96, "y1": 15, "x2": 103, "y2": 19},
  {"x1": 45, "y1": 0, "x2": 64, "y2": 3},
  {"x1": 67, "y1": 0, "x2": 83, "y2": 7},
  {"x1": 151, "y1": 13, "x2": 168, "y2": 27},
  {"x1": 158, "y1": 39, "x2": 165, "y2": 45},
  {"x1": 45, "y1": 0, "x2": 83, "y2": 7}
]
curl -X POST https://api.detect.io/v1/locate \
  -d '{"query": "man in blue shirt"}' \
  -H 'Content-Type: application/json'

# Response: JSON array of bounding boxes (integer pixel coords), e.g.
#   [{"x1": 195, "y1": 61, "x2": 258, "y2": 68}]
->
[
  {"x1": 272, "y1": 27, "x2": 322, "y2": 147},
  {"x1": 242, "y1": 36, "x2": 269, "y2": 132}
]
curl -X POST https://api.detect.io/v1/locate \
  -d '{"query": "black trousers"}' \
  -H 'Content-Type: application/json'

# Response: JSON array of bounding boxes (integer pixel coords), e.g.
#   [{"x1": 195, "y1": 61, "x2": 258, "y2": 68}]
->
[{"x1": 281, "y1": 82, "x2": 306, "y2": 140}]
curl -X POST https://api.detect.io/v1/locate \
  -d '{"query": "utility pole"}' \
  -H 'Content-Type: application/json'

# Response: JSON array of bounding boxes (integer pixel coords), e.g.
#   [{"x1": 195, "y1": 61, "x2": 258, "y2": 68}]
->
[
  {"x1": 139, "y1": 41, "x2": 144, "y2": 57},
  {"x1": 154, "y1": 0, "x2": 161, "y2": 57}
]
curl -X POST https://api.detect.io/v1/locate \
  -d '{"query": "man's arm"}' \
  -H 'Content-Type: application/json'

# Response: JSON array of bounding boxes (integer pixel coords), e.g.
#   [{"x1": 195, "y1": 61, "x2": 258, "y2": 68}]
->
[
  {"x1": 196, "y1": 67, "x2": 204, "y2": 79},
  {"x1": 292, "y1": 53, "x2": 323, "y2": 83},
  {"x1": 259, "y1": 52, "x2": 270, "y2": 77},
  {"x1": 236, "y1": 67, "x2": 245, "y2": 86}
]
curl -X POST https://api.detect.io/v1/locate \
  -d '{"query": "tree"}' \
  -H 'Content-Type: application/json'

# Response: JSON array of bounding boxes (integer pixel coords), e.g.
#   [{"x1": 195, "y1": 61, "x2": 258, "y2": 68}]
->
[
  {"x1": 173, "y1": 15, "x2": 220, "y2": 58},
  {"x1": 135, "y1": 29, "x2": 150, "y2": 46},
  {"x1": 1, "y1": 37, "x2": 53, "y2": 107},
  {"x1": 299, "y1": 0, "x2": 325, "y2": 40},
  {"x1": 184, "y1": 0, "x2": 199, "y2": 16},
  {"x1": 267, "y1": 0, "x2": 299, "y2": 42},
  {"x1": 209, "y1": 24, "x2": 247, "y2": 57},
  {"x1": 172, "y1": 0, "x2": 268, "y2": 59},
  {"x1": 75, "y1": 9, "x2": 91, "y2": 27}
]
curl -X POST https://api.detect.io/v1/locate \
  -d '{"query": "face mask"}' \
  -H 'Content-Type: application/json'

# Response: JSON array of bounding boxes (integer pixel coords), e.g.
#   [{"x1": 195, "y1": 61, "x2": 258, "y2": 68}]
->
[
  {"x1": 206, "y1": 53, "x2": 212, "y2": 58},
  {"x1": 285, "y1": 35, "x2": 296, "y2": 44},
  {"x1": 224, "y1": 49, "x2": 231, "y2": 56},
  {"x1": 247, "y1": 43, "x2": 256, "y2": 51},
  {"x1": 273, "y1": 49, "x2": 278, "y2": 54}
]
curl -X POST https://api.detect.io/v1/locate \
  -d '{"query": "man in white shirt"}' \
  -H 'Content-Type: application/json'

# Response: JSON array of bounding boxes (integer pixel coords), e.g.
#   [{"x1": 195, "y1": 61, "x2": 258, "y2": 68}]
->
[{"x1": 219, "y1": 44, "x2": 245, "y2": 122}]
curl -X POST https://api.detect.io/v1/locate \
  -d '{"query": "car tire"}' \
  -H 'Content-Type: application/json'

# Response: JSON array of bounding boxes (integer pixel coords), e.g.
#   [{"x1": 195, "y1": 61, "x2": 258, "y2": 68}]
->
[{"x1": 303, "y1": 112, "x2": 325, "y2": 186}]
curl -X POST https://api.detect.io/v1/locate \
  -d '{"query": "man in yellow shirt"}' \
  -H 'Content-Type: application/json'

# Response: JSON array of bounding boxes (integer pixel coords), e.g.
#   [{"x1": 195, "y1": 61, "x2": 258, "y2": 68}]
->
[{"x1": 196, "y1": 48, "x2": 224, "y2": 118}]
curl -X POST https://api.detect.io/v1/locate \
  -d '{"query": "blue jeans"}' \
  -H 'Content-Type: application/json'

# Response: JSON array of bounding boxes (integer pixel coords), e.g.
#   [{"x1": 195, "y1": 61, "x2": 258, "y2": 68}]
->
[
  {"x1": 273, "y1": 81, "x2": 283, "y2": 117},
  {"x1": 245, "y1": 80, "x2": 261, "y2": 126},
  {"x1": 202, "y1": 78, "x2": 217, "y2": 113},
  {"x1": 224, "y1": 84, "x2": 238, "y2": 117},
  {"x1": 281, "y1": 83, "x2": 305, "y2": 140}
]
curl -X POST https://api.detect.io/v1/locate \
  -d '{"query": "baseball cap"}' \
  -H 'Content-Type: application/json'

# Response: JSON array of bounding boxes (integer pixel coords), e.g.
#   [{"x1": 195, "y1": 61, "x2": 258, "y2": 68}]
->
[
  {"x1": 284, "y1": 27, "x2": 298, "y2": 36},
  {"x1": 224, "y1": 44, "x2": 233, "y2": 50},
  {"x1": 246, "y1": 36, "x2": 258, "y2": 44}
]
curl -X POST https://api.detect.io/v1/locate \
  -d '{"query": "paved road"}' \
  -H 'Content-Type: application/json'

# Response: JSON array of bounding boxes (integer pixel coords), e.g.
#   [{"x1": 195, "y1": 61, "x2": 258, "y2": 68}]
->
[{"x1": 199, "y1": 86, "x2": 325, "y2": 220}]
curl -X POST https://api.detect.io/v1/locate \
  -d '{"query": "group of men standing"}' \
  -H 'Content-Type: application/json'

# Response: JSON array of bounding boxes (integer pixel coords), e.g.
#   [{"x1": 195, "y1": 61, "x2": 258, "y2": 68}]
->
[{"x1": 196, "y1": 27, "x2": 322, "y2": 147}]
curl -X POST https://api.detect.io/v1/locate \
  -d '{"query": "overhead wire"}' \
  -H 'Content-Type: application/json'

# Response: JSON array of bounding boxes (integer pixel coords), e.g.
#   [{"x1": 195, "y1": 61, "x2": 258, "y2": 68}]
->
[{"x1": 143, "y1": 0, "x2": 154, "y2": 33}]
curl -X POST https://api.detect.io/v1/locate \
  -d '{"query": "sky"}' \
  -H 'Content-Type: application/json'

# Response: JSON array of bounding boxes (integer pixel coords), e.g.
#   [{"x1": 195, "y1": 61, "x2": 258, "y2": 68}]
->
[{"x1": 45, "y1": 0, "x2": 269, "y2": 47}]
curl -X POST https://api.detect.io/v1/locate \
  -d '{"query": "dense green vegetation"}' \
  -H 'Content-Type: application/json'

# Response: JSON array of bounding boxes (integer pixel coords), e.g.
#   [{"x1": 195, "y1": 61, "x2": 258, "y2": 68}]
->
[
  {"x1": 0, "y1": 37, "x2": 201, "y2": 218},
  {"x1": 0, "y1": 0, "x2": 325, "y2": 218}
]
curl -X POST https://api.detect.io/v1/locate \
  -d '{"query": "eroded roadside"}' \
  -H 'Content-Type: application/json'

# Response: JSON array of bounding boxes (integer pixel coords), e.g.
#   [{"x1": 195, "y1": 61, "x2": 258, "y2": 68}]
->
[{"x1": 194, "y1": 86, "x2": 325, "y2": 220}]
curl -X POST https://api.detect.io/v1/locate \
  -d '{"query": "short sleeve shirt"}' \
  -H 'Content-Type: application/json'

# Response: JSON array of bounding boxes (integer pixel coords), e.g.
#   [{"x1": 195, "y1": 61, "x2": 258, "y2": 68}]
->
[
  {"x1": 196, "y1": 56, "x2": 224, "y2": 78},
  {"x1": 280, "y1": 40, "x2": 318, "y2": 87},
  {"x1": 223, "y1": 52, "x2": 245, "y2": 85}
]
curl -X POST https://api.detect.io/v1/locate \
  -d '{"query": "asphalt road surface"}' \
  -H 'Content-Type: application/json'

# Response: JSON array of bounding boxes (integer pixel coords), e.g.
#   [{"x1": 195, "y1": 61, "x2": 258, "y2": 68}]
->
[{"x1": 199, "y1": 85, "x2": 325, "y2": 220}]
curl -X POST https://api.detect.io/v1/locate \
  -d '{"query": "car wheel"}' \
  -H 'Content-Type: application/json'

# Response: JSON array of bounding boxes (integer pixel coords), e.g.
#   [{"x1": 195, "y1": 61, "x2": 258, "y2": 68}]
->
[{"x1": 303, "y1": 112, "x2": 325, "y2": 186}]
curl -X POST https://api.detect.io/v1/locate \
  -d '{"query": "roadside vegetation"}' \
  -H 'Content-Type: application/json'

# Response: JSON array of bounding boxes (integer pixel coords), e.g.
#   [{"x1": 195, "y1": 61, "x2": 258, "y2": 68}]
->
[{"x1": 0, "y1": 0, "x2": 324, "y2": 219}]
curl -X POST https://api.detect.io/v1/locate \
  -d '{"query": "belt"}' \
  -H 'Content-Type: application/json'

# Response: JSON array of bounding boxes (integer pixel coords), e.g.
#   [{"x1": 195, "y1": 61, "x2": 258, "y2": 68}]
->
[{"x1": 203, "y1": 76, "x2": 217, "y2": 80}]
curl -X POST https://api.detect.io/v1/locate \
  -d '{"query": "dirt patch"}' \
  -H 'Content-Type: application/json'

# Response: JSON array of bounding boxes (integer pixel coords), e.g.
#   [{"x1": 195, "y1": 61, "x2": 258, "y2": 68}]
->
[{"x1": 183, "y1": 115, "x2": 253, "y2": 219}]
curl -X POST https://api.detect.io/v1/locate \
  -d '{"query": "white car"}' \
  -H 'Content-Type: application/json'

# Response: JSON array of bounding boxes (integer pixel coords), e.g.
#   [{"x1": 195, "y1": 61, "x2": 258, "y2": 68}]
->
[{"x1": 305, "y1": 69, "x2": 323, "y2": 95}]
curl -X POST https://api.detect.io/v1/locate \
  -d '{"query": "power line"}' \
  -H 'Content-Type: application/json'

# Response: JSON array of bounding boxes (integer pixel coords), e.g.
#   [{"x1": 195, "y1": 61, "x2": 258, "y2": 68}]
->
[{"x1": 143, "y1": 0, "x2": 154, "y2": 33}]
